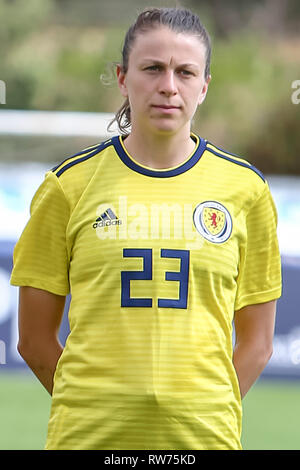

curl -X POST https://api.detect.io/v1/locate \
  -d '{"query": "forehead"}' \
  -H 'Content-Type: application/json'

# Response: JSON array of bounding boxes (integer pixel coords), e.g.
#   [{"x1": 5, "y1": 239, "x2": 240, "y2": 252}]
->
[{"x1": 128, "y1": 26, "x2": 206, "y2": 66}]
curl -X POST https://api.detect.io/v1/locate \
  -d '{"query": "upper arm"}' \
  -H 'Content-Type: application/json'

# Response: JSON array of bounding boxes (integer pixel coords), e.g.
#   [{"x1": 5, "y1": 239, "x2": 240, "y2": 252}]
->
[
  {"x1": 234, "y1": 300, "x2": 277, "y2": 352},
  {"x1": 11, "y1": 172, "x2": 70, "y2": 296},
  {"x1": 18, "y1": 286, "x2": 66, "y2": 349},
  {"x1": 235, "y1": 184, "x2": 281, "y2": 312}
]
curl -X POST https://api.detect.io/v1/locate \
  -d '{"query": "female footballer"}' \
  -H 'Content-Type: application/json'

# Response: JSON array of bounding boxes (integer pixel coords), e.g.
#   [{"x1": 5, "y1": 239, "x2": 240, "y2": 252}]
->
[{"x1": 11, "y1": 7, "x2": 281, "y2": 450}]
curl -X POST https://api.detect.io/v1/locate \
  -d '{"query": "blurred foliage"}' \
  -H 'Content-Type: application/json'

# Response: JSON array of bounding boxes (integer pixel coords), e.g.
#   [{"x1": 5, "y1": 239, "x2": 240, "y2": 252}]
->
[
  {"x1": 0, "y1": 0, "x2": 299, "y2": 174},
  {"x1": 196, "y1": 30, "x2": 300, "y2": 174}
]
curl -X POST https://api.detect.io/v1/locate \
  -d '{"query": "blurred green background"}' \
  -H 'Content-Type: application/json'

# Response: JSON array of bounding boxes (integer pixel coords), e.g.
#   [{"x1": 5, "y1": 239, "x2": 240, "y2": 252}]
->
[
  {"x1": 1, "y1": 0, "x2": 300, "y2": 173},
  {"x1": 1, "y1": 371, "x2": 300, "y2": 450},
  {"x1": 1, "y1": 0, "x2": 300, "y2": 450}
]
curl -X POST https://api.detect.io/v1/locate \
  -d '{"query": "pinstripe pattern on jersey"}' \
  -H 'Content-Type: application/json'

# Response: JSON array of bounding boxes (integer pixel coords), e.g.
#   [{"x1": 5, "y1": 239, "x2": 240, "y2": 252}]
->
[
  {"x1": 206, "y1": 142, "x2": 265, "y2": 182},
  {"x1": 52, "y1": 139, "x2": 113, "y2": 177},
  {"x1": 11, "y1": 133, "x2": 281, "y2": 450}
]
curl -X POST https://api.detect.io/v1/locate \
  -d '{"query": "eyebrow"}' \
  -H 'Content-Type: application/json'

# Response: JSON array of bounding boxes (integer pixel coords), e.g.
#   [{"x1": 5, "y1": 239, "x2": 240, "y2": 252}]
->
[{"x1": 141, "y1": 59, "x2": 200, "y2": 69}]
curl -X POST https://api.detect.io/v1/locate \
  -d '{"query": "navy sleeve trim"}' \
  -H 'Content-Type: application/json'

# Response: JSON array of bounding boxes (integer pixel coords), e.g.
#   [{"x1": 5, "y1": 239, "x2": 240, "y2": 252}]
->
[
  {"x1": 206, "y1": 144, "x2": 265, "y2": 182},
  {"x1": 52, "y1": 139, "x2": 113, "y2": 177}
]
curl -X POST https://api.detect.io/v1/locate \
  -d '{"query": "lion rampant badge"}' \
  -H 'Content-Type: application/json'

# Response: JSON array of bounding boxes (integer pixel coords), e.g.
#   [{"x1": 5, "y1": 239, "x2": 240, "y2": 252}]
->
[{"x1": 193, "y1": 201, "x2": 232, "y2": 244}]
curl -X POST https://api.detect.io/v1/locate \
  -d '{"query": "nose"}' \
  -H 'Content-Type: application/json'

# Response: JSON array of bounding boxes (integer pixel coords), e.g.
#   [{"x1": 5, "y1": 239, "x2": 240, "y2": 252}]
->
[{"x1": 158, "y1": 70, "x2": 178, "y2": 96}]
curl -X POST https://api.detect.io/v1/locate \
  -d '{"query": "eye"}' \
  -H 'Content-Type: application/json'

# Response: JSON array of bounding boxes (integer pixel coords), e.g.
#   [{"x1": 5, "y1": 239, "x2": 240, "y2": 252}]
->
[
  {"x1": 178, "y1": 69, "x2": 194, "y2": 77},
  {"x1": 144, "y1": 65, "x2": 162, "y2": 72}
]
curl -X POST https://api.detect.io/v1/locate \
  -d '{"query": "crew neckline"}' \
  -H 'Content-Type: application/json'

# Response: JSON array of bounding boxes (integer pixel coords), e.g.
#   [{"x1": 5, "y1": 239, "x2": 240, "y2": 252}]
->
[{"x1": 112, "y1": 133, "x2": 207, "y2": 178}]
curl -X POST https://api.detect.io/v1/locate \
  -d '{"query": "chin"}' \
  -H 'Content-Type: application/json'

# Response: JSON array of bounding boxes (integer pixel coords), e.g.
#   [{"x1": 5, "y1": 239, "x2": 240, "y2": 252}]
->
[{"x1": 149, "y1": 120, "x2": 184, "y2": 136}]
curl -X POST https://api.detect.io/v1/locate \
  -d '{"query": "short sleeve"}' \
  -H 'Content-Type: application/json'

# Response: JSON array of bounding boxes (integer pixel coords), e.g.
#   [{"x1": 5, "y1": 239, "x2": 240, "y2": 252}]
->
[
  {"x1": 235, "y1": 183, "x2": 282, "y2": 311},
  {"x1": 10, "y1": 171, "x2": 70, "y2": 296}
]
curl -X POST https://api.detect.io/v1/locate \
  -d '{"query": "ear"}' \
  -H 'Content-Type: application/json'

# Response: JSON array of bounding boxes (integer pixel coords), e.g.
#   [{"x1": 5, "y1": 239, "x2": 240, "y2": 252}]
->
[
  {"x1": 116, "y1": 64, "x2": 128, "y2": 98},
  {"x1": 198, "y1": 74, "x2": 211, "y2": 105}
]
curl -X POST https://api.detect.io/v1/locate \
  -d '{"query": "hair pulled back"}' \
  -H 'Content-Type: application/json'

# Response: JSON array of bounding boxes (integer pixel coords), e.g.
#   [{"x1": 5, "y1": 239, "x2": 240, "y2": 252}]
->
[{"x1": 109, "y1": 7, "x2": 211, "y2": 134}]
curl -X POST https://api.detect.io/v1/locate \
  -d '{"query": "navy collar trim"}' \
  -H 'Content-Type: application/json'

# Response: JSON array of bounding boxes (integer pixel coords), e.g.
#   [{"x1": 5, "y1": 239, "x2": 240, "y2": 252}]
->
[{"x1": 112, "y1": 134, "x2": 207, "y2": 178}]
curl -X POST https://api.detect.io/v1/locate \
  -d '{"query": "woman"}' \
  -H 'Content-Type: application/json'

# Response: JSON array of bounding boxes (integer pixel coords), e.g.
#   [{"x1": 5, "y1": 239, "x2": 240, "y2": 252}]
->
[{"x1": 11, "y1": 7, "x2": 281, "y2": 450}]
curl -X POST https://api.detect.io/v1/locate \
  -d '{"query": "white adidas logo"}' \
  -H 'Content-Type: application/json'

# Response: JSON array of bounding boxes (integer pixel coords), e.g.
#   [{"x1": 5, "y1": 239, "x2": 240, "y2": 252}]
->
[{"x1": 93, "y1": 208, "x2": 122, "y2": 228}]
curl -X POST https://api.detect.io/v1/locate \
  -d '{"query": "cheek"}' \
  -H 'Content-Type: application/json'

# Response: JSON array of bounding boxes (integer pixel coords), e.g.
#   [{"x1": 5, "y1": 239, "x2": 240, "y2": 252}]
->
[
  {"x1": 125, "y1": 76, "x2": 146, "y2": 100},
  {"x1": 126, "y1": 82, "x2": 146, "y2": 114},
  {"x1": 185, "y1": 87, "x2": 203, "y2": 110}
]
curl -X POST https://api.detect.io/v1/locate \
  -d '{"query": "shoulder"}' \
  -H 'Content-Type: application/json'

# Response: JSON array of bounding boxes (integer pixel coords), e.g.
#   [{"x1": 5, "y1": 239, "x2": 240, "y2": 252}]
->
[
  {"x1": 51, "y1": 137, "x2": 115, "y2": 179},
  {"x1": 204, "y1": 140, "x2": 265, "y2": 184},
  {"x1": 201, "y1": 139, "x2": 271, "y2": 215},
  {"x1": 39, "y1": 137, "x2": 116, "y2": 210}
]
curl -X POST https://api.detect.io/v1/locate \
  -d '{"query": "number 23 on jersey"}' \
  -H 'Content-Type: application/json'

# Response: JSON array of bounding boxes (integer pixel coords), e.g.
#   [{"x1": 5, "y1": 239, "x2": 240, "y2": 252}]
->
[{"x1": 121, "y1": 248, "x2": 190, "y2": 309}]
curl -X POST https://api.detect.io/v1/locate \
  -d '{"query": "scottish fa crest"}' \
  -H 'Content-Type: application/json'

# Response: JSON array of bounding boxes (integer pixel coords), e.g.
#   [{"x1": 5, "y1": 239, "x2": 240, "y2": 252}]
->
[{"x1": 193, "y1": 201, "x2": 232, "y2": 244}]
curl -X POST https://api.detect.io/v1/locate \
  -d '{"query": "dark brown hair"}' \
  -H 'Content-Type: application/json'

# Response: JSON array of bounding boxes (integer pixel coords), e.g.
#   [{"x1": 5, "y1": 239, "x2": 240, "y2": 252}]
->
[{"x1": 108, "y1": 7, "x2": 212, "y2": 134}]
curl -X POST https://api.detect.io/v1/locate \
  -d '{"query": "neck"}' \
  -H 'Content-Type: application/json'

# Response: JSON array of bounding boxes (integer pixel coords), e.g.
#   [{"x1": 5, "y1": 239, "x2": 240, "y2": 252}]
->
[{"x1": 123, "y1": 128, "x2": 196, "y2": 169}]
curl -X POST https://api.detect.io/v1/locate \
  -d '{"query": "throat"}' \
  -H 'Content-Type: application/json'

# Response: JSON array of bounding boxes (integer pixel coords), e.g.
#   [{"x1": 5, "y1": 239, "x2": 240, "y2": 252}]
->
[{"x1": 122, "y1": 133, "x2": 197, "y2": 169}]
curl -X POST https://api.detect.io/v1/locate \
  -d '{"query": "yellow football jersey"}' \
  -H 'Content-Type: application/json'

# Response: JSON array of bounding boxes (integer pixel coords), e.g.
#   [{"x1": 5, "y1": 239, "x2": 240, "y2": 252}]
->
[{"x1": 11, "y1": 134, "x2": 282, "y2": 450}]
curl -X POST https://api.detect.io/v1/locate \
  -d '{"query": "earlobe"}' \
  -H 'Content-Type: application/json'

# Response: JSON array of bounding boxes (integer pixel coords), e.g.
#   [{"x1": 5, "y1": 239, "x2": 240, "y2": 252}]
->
[{"x1": 116, "y1": 64, "x2": 128, "y2": 98}]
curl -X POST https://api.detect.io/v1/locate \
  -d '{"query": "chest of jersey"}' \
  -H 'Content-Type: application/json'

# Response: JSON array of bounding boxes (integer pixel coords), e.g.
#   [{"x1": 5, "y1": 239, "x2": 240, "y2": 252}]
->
[{"x1": 65, "y1": 150, "x2": 247, "y2": 320}]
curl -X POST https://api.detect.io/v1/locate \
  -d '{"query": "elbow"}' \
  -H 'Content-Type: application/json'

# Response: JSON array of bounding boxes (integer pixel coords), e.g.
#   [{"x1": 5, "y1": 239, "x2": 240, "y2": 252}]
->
[
  {"x1": 17, "y1": 336, "x2": 40, "y2": 366},
  {"x1": 258, "y1": 342, "x2": 273, "y2": 370},
  {"x1": 234, "y1": 339, "x2": 274, "y2": 373},
  {"x1": 266, "y1": 343, "x2": 274, "y2": 364},
  {"x1": 267, "y1": 342, "x2": 273, "y2": 360},
  {"x1": 17, "y1": 337, "x2": 32, "y2": 363}
]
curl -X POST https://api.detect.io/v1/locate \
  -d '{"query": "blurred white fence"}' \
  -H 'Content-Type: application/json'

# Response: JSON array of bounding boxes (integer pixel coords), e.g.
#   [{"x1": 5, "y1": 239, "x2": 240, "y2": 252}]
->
[{"x1": 0, "y1": 109, "x2": 114, "y2": 137}]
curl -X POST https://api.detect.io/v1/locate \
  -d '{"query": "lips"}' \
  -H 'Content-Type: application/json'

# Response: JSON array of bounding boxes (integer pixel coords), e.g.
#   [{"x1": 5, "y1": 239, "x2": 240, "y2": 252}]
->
[
  {"x1": 152, "y1": 104, "x2": 180, "y2": 109},
  {"x1": 151, "y1": 104, "x2": 181, "y2": 115}
]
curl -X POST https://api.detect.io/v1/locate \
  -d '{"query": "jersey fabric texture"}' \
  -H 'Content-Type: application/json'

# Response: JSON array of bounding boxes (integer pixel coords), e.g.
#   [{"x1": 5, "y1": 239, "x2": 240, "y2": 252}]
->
[{"x1": 11, "y1": 134, "x2": 282, "y2": 450}]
